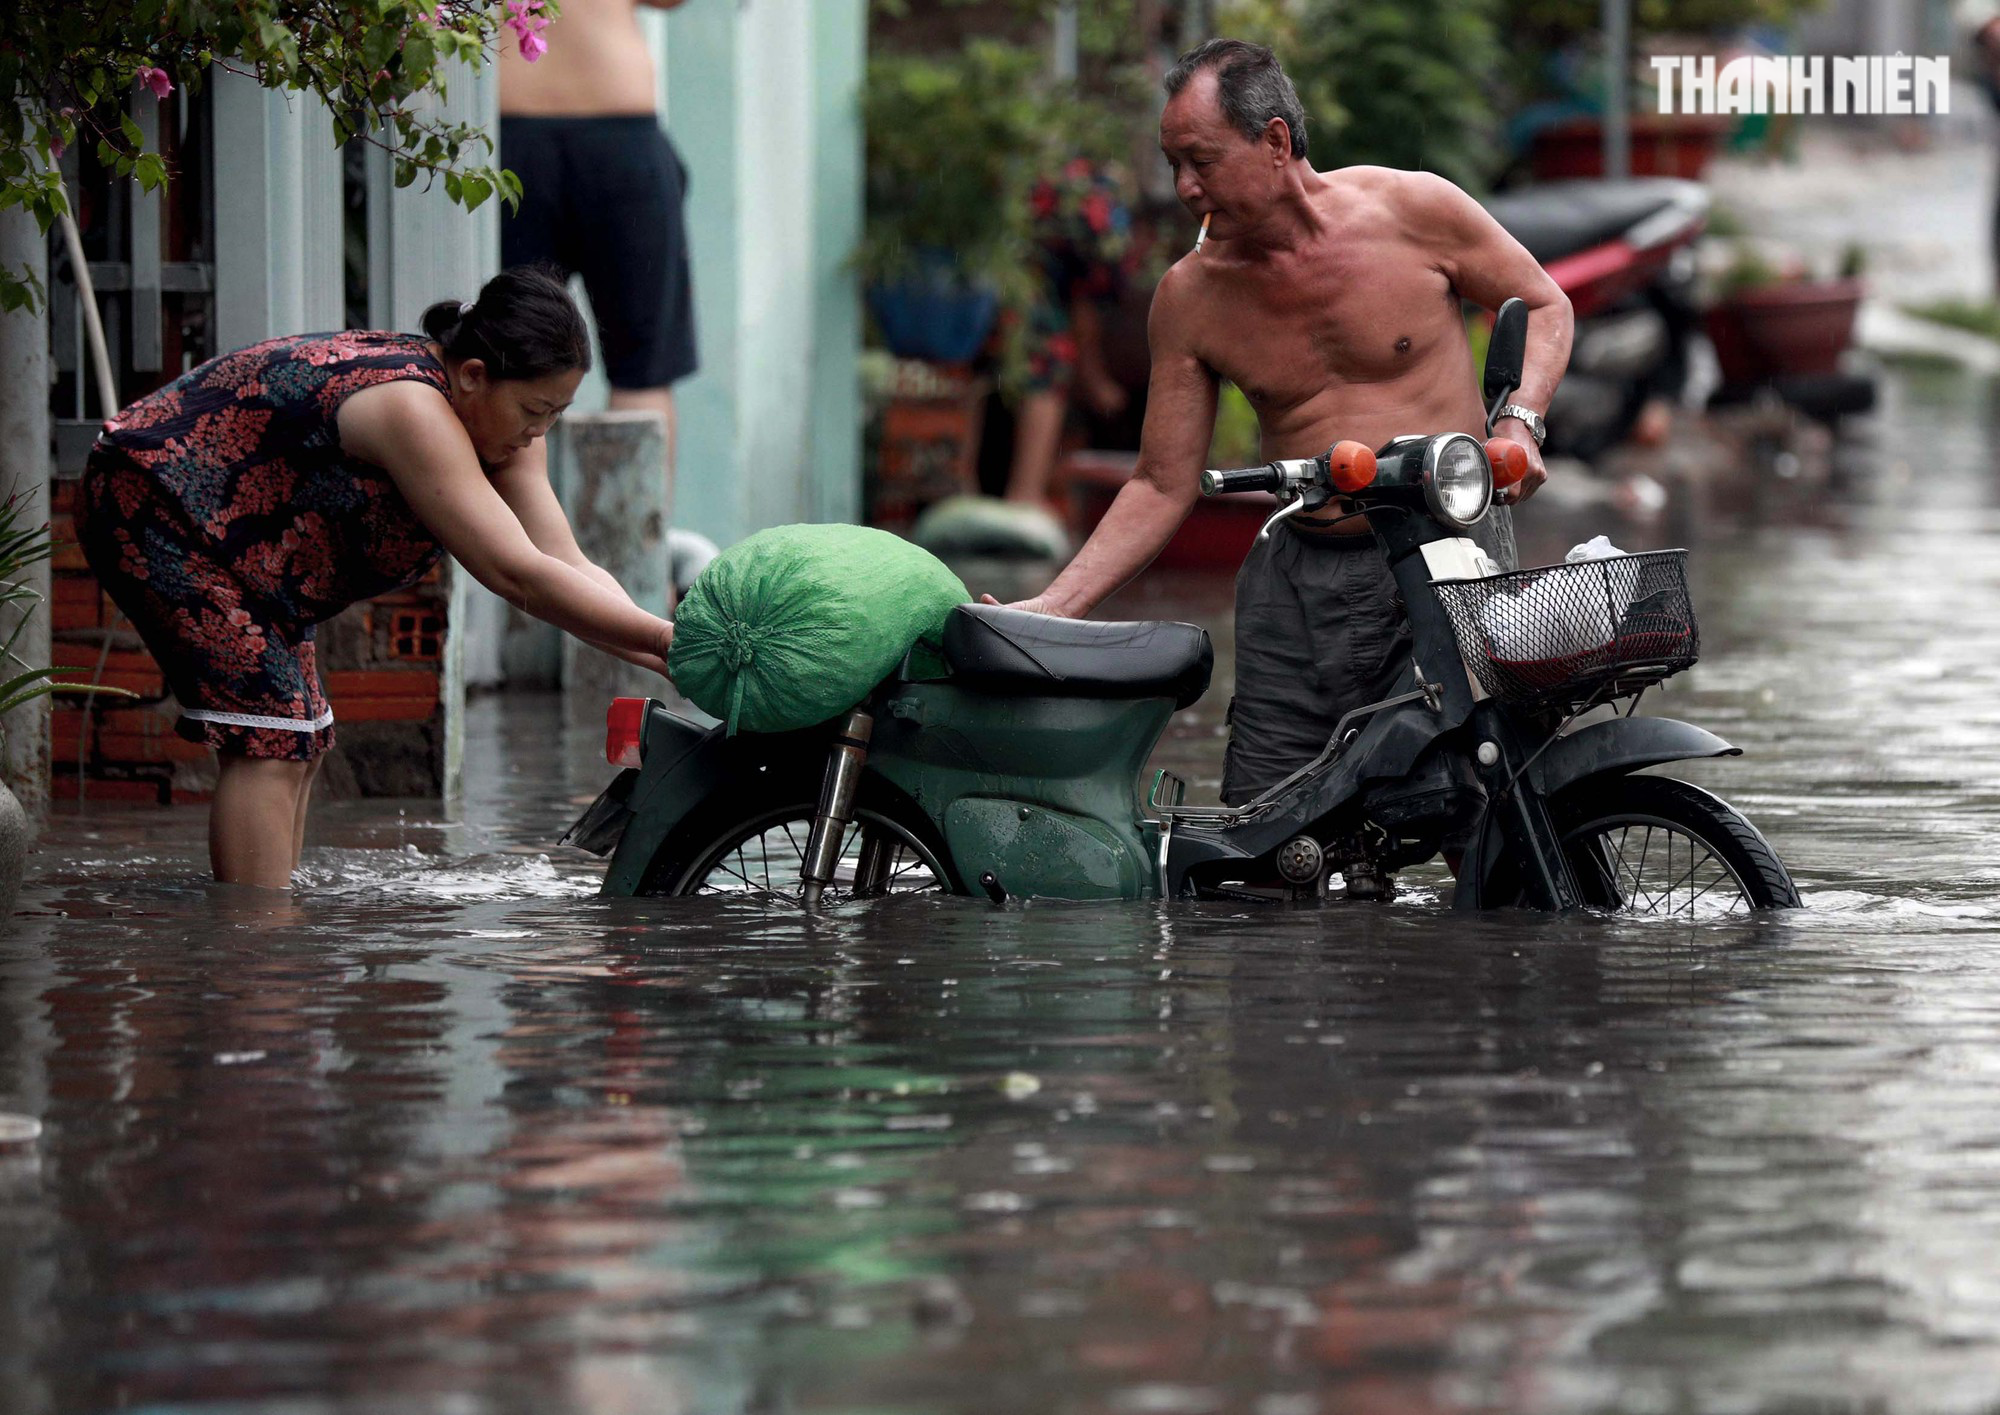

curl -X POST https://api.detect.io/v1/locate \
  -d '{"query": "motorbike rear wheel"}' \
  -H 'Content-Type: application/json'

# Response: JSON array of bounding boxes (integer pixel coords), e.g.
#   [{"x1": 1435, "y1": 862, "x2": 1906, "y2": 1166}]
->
[
  {"x1": 639, "y1": 787, "x2": 958, "y2": 901},
  {"x1": 1554, "y1": 775, "x2": 1800, "y2": 916}
]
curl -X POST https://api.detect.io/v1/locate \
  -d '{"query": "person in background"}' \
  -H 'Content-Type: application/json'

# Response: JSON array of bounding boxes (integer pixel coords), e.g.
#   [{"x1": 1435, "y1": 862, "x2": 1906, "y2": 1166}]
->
[
  {"x1": 1002, "y1": 159, "x2": 1137, "y2": 508},
  {"x1": 498, "y1": 0, "x2": 698, "y2": 475},
  {"x1": 1961, "y1": 0, "x2": 2000, "y2": 294},
  {"x1": 78, "y1": 268, "x2": 674, "y2": 890}
]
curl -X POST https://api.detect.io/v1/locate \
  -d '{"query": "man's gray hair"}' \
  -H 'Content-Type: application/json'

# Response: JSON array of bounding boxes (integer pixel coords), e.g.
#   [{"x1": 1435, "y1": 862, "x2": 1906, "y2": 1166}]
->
[{"x1": 1164, "y1": 38, "x2": 1308, "y2": 160}]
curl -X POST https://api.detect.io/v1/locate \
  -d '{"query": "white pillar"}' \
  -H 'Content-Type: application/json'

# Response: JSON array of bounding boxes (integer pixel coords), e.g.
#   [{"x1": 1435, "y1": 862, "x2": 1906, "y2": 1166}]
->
[
  {"x1": 556, "y1": 411, "x2": 670, "y2": 716},
  {"x1": 0, "y1": 214, "x2": 51, "y2": 815}
]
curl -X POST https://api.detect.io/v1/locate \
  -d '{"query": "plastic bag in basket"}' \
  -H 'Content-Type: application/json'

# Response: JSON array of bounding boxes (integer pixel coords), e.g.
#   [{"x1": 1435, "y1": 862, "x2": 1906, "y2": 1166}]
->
[{"x1": 1477, "y1": 576, "x2": 1617, "y2": 662}]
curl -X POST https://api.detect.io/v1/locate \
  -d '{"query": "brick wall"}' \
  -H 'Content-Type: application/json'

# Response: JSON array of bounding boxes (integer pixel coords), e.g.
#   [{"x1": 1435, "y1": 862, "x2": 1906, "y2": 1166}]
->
[{"x1": 45, "y1": 478, "x2": 452, "y2": 805}]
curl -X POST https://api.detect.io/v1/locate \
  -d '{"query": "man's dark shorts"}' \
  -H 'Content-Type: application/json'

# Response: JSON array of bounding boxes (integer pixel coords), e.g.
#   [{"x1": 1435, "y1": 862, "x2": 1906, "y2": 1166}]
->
[
  {"x1": 1220, "y1": 506, "x2": 1516, "y2": 806},
  {"x1": 501, "y1": 115, "x2": 698, "y2": 389}
]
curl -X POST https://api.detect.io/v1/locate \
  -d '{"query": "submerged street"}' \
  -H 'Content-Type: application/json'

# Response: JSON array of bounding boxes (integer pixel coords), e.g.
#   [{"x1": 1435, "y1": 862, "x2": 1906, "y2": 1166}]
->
[{"x1": 5, "y1": 357, "x2": 2000, "y2": 1412}]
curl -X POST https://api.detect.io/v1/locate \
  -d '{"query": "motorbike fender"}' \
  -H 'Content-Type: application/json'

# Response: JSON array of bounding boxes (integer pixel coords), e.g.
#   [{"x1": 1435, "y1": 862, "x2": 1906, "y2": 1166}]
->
[
  {"x1": 1452, "y1": 716, "x2": 1738, "y2": 909},
  {"x1": 559, "y1": 767, "x2": 639, "y2": 856},
  {"x1": 1526, "y1": 716, "x2": 1739, "y2": 799},
  {"x1": 599, "y1": 706, "x2": 733, "y2": 897}
]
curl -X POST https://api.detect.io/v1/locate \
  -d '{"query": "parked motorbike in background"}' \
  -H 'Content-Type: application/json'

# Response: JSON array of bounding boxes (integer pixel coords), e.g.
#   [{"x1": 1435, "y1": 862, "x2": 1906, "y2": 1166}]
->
[
  {"x1": 1483, "y1": 177, "x2": 1708, "y2": 461},
  {"x1": 563, "y1": 298, "x2": 1800, "y2": 918}
]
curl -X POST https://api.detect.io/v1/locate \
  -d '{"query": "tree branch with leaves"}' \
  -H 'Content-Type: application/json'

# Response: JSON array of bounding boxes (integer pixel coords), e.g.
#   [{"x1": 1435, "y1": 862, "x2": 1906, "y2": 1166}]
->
[{"x1": 0, "y1": 0, "x2": 555, "y2": 311}]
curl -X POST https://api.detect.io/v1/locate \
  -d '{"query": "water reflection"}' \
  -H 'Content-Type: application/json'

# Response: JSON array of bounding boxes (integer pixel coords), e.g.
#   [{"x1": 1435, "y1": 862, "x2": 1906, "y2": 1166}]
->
[{"x1": 6, "y1": 364, "x2": 2000, "y2": 1412}]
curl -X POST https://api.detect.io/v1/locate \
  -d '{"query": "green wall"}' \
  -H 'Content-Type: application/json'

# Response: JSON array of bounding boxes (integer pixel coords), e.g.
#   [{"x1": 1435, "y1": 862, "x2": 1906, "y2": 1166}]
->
[{"x1": 664, "y1": 0, "x2": 867, "y2": 546}]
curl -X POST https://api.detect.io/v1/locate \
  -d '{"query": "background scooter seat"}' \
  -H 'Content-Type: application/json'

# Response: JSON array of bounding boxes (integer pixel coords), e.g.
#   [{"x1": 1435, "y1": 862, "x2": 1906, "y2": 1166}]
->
[
  {"x1": 1484, "y1": 178, "x2": 1701, "y2": 265},
  {"x1": 941, "y1": 604, "x2": 1213, "y2": 709}
]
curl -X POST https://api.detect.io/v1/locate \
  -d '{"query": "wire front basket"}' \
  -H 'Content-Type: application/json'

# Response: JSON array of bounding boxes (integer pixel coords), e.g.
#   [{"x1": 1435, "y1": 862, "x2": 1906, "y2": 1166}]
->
[{"x1": 1433, "y1": 549, "x2": 1699, "y2": 710}]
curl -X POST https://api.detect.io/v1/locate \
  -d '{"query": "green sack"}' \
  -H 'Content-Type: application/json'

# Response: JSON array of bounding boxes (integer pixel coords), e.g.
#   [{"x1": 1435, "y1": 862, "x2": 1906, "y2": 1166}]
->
[{"x1": 668, "y1": 523, "x2": 970, "y2": 735}]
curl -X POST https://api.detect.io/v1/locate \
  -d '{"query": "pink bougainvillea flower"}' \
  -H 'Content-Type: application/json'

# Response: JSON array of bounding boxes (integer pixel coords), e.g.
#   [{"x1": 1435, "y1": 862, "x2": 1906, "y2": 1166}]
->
[
  {"x1": 136, "y1": 66, "x2": 173, "y2": 100},
  {"x1": 502, "y1": 0, "x2": 551, "y2": 62}
]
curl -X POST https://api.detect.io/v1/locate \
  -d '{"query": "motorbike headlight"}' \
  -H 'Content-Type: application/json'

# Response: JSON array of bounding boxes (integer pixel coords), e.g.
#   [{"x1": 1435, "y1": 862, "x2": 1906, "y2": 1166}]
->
[{"x1": 1423, "y1": 434, "x2": 1492, "y2": 529}]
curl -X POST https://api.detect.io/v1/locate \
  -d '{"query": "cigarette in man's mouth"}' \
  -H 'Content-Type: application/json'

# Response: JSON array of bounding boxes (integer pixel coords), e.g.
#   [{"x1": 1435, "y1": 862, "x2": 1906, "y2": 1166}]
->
[{"x1": 1194, "y1": 212, "x2": 1211, "y2": 255}]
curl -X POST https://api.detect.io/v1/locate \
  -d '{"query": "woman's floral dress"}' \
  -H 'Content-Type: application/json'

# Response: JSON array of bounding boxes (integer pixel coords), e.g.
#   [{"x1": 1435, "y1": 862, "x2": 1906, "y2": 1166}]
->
[
  {"x1": 1018, "y1": 159, "x2": 1134, "y2": 393},
  {"x1": 77, "y1": 332, "x2": 457, "y2": 761}
]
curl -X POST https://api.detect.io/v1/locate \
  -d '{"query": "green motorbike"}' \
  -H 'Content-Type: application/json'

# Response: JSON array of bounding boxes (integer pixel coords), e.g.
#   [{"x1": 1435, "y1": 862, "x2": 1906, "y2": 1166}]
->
[{"x1": 564, "y1": 300, "x2": 1799, "y2": 916}]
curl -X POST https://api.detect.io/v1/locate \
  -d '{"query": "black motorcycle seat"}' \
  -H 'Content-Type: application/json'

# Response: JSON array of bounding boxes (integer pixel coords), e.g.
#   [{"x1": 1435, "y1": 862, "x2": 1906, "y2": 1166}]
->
[
  {"x1": 1483, "y1": 178, "x2": 1703, "y2": 266},
  {"x1": 940, "y1": 603, "x2": 1213, "y2": 709}
]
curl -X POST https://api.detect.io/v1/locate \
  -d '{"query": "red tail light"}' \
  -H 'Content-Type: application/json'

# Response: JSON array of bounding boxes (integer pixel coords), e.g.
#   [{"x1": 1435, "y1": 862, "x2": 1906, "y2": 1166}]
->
[{"x1": 606, "y1": 697, "x2": 646, "y2": 768}]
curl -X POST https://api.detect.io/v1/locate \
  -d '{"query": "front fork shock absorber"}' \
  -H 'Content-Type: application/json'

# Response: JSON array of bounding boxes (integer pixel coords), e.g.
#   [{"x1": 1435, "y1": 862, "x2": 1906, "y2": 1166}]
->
[{"x1": 801, "y1": 708, "x2": 874, "y2": 909}]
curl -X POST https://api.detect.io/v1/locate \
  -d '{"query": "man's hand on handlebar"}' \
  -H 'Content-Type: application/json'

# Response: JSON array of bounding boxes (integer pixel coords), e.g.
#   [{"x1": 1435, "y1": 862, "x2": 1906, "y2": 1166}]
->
[{"x1": 1491, "y1": 418, "x2": 1548, "y2": 506}]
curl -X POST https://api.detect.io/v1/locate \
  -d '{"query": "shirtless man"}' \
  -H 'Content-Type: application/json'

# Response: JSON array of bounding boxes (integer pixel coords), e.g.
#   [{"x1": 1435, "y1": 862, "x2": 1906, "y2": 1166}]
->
[
  {"x1": 1007, "y1": 40, "x2": 1572, "y2": 804},
  {"x1": 499, "y1": 0, "x2": 696, "y2": 469}
]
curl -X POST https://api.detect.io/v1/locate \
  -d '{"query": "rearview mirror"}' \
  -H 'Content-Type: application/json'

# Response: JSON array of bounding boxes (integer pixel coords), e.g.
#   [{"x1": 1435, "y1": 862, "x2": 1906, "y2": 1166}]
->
[{"x1": 1483, "y1": 297, "x2": 1527, "y2": 406}]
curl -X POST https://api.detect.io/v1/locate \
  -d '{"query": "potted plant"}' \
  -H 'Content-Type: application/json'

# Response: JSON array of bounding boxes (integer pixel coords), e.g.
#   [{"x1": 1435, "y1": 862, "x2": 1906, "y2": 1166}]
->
[
  {"x1": 1705, "y1": 241, "x2": 1866, "y2": 386},
  {"x1": 0, "y1": 494, "x2": 131, "y2": 913},
  {"x1": 859, "y1": 41, "x2": 1063, "y2": 363}
]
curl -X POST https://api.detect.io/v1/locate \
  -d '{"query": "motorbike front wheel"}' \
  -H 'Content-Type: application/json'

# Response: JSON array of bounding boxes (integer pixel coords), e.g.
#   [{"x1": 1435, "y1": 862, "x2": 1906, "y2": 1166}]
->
[
  {"x1": 639, "y1": 788, "x2": 958, "y2": 901},
  {"x1": 1553, "y1": 775, "x2": 1801, "y2": 916}
]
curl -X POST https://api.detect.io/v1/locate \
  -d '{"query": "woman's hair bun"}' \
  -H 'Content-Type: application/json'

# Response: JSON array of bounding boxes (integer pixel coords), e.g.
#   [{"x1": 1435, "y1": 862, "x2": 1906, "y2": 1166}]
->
[
  {"x1": 417, "y1": 265, "x2": 589, "y2": 381},
  {"x1": 419, "y1": 298, "x2": 468, "y2": 344}
]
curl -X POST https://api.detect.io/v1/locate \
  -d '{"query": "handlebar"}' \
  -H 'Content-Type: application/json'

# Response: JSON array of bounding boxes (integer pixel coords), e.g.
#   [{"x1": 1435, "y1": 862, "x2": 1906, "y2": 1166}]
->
[
  {"x1": 1201, "y1": 442, "x2": 1377, "y2": 499},
  {"x1": 1200, "y1": 464, "x2": 1284, "y2": 496}
]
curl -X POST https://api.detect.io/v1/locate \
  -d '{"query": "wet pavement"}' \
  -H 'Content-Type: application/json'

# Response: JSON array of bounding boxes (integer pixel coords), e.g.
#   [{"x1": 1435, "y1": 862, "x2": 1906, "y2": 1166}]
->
[{"x1": 7, "y1": 361, "x2": 2000, "y2": 1413}]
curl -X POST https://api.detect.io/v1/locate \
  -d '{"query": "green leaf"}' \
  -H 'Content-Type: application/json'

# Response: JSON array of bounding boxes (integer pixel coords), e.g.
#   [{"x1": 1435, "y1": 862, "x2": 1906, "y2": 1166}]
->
[
  {"x1": 0, "y1": 672, "x2": 137, "y2": 715},
  {"x1": 393, "y1": 159, "x2": 416, "y2": 189},
  {"x1": 461, "y1": 173, "x2": 490, "y2": 212},
  {"x1": 361, "y1": 24, "x2": 395, "y2": 73}
]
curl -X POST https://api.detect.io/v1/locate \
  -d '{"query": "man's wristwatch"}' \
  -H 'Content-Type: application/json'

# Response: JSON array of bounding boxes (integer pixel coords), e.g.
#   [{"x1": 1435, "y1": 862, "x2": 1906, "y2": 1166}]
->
[{"x1": 1494, "y1": 403, "x2": 1546, "y2": 449}]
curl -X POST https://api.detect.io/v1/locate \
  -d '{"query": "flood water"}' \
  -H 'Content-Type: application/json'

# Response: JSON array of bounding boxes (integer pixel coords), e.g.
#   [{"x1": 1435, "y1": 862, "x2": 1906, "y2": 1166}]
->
[{"x1": 7, "y1": 363, "x2": 2000, "y2": 1414}]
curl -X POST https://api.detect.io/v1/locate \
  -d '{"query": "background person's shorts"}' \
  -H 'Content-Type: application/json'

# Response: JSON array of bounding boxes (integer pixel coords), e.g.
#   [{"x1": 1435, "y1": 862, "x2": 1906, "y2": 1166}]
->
[{"x1": 501, "y1": 114, "x2": 699, "y2": 390}]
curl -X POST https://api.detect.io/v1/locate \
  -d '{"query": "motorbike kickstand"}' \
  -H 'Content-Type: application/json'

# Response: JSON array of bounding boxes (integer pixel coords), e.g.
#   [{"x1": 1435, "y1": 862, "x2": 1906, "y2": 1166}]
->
[{"x1": 802, "y1": 708, "x2": 875, "y2": 909}]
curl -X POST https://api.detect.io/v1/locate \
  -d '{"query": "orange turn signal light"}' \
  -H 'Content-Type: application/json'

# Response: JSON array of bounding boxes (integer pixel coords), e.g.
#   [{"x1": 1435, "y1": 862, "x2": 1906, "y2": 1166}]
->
[
  {"x1": 606, "y1": 696, "x2": 646, "y2": 768},
  {"x1": 1327, "y1": 440, "x2": 1376, "y2": 494},
  {"x1": 1485, "y1": 437, "x2": 1529, "y2": 489}
]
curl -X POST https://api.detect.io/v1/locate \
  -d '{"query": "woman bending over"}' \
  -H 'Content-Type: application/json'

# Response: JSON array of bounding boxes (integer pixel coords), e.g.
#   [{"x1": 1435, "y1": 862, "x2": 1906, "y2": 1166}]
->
[{"x1": 79, "y1": 265, "x2": 672, "y2": 888}]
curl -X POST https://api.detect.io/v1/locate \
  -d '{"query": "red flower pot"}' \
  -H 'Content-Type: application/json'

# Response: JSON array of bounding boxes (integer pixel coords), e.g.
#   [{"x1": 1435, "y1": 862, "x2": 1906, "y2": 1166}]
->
[
  {"x1": 1705, "y1": 278, "x2": 1864, "y2": 384},
  {"x1": 1530, "y1": 114, "x2": 1732, "y2": 182}
]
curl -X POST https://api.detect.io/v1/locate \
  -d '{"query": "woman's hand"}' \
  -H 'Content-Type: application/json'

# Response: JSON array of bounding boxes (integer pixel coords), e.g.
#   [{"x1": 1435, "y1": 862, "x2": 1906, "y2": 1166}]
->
[{"x1": 653, "y1": 621, "x2": 675, "y2": 682}]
